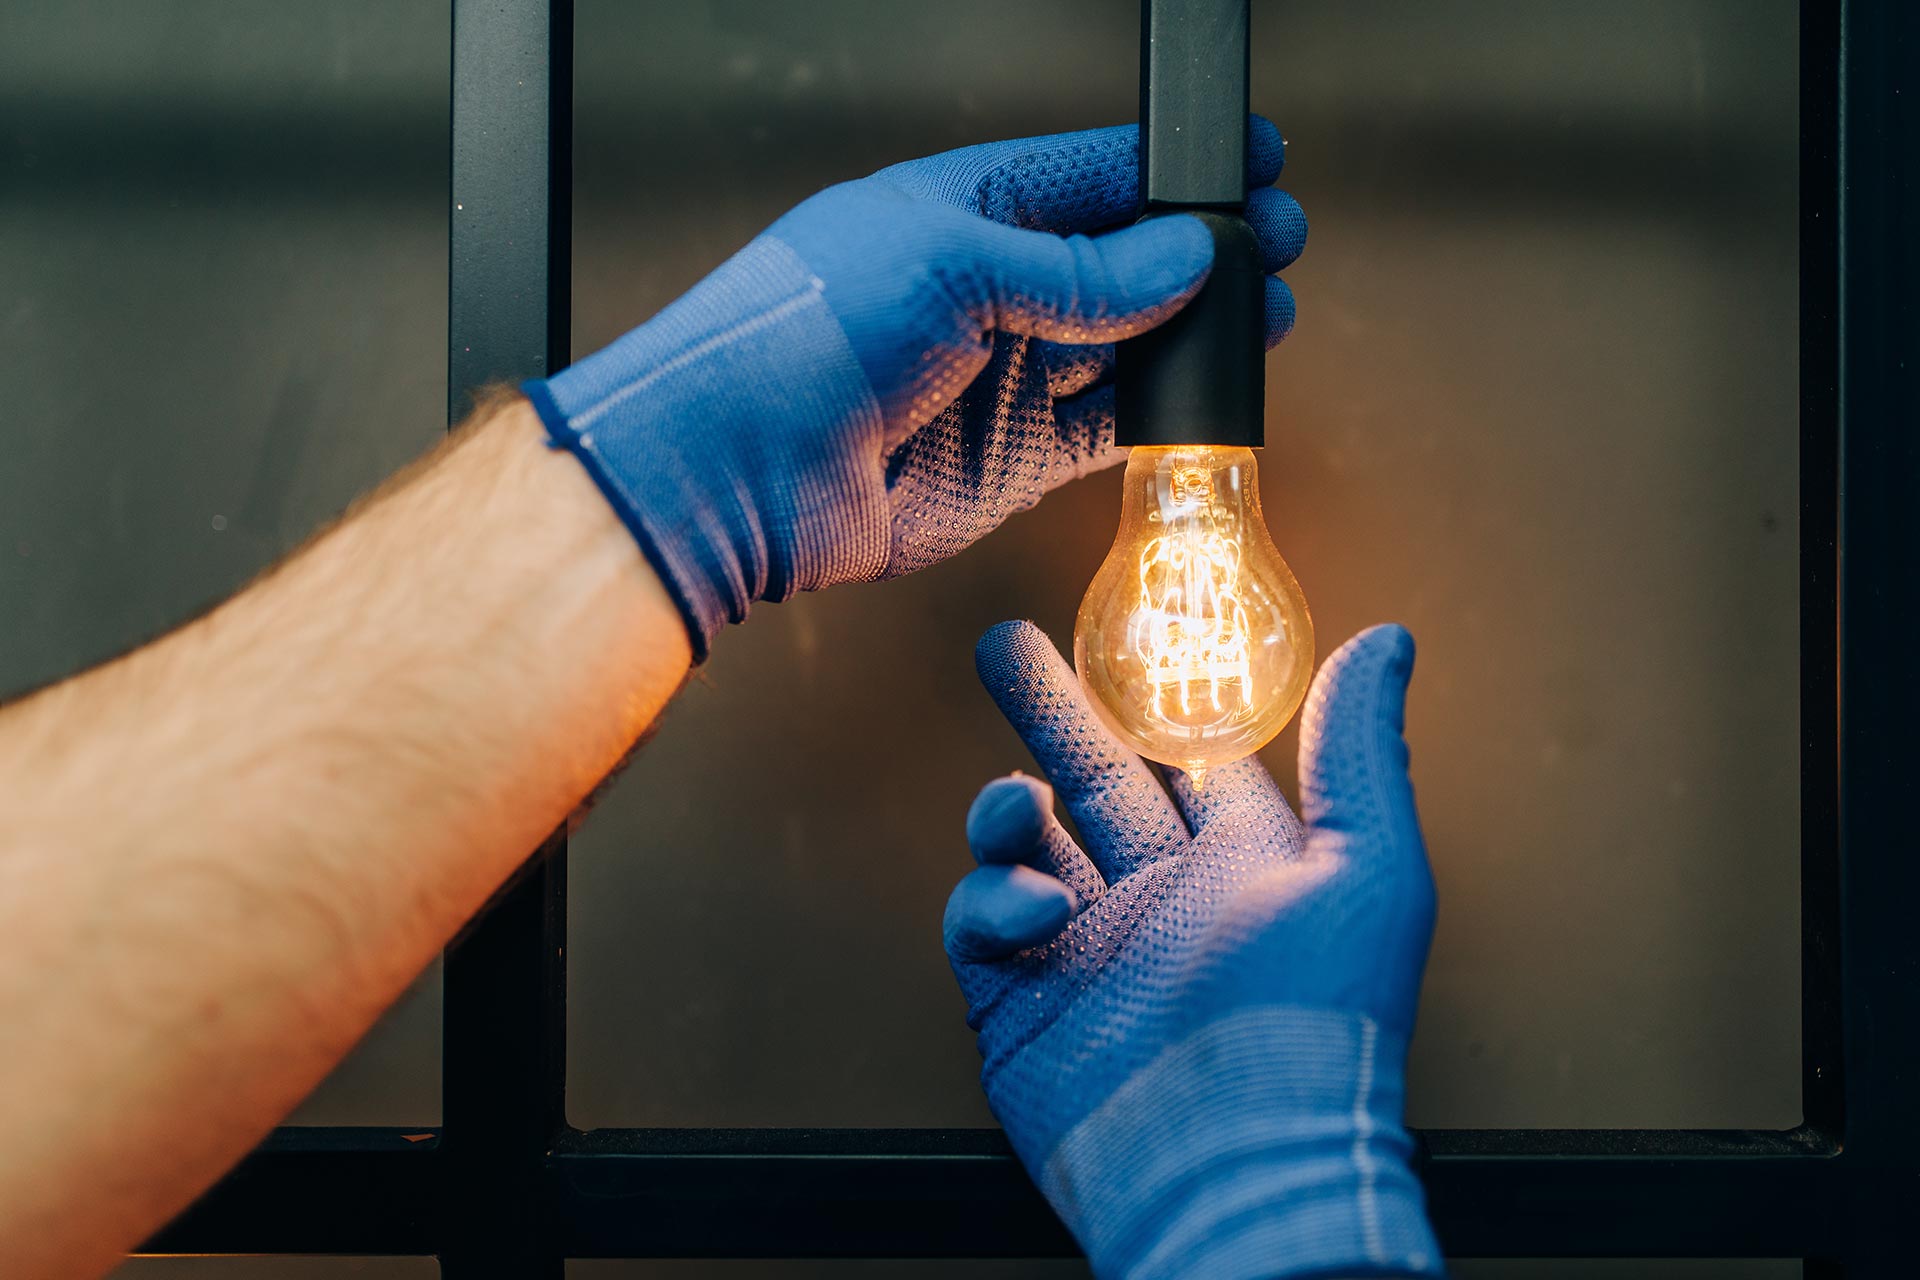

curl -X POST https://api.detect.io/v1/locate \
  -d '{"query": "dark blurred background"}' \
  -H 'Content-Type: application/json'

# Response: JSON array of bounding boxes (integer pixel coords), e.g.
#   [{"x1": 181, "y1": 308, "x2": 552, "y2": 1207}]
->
[{"x1": 3, "y1": 0, "x2": 1800, "y2": 1274}]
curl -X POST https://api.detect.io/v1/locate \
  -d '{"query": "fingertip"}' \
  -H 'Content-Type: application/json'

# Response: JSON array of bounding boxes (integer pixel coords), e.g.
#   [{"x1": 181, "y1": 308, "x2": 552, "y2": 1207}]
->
[
  {"x1": 1097, "y1": 214, "x2": 1215, "y2": 303},
  {"x1": 942, "y1": 864, "x2": 1077, "y2": 963},
  {"x1": 1301, "y1": 624, "x2": 1420, "y2": 822},
  {"x1": 1379, "y1": 621, "x2": 1418, "y2": 663},
  {"x1": 1358, "y1": 622, "x2": 1418, "y2": 694},
  {"x1": 1248, "y1": 114, "x2": 1286, "y2": 186},
  {"x1": 1264, "y1": 276, "x2": 1297, "y2": 350},
  {"x1": 967, "y1": 774, "x2": 1055, "y2": 864},
  {"x1": 1246, "y1": 187, "x2": 1308, "y2": 273},
  {"x1": 975, "y1": 619, "x2": 1053, "y2": 686},
  {"x1": 1377, "y1": 624, "x2": 1418, "y2": 726},
  {"x1": 979, "y1": 215, "x2": 1214, "y2": 343},
  {"x1": 1309, "y1": 623, "x2": 1417, "y2": 715}
]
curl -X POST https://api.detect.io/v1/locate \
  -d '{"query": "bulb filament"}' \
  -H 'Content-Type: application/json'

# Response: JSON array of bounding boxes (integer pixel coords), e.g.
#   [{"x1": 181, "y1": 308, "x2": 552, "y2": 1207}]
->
[{"x1": 1133, "y1": 466, "x2": 1254, "y2": 723}]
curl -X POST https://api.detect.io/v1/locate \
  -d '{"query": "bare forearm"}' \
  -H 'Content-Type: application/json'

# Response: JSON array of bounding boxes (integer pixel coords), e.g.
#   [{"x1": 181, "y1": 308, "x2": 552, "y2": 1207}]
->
[{"x1": 0, "y1": 393, "x2": 690, "y2": 1277}]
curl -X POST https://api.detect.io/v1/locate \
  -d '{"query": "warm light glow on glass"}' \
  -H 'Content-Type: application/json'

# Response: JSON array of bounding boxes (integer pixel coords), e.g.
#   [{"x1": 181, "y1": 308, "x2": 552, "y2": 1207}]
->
[{"x1": 1075, "y1": 445, "x2": 1312, "y2": 789}]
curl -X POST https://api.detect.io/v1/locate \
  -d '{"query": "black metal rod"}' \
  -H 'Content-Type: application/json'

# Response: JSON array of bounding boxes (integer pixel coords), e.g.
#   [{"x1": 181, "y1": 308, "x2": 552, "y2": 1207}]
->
[
  {"x1": 540, "y1": 1127, "x2": 1845, "y2": 1258},
  {"x1": 145, "y1": 1124, "x2": 1856, "y2": 1259},
  {"x1": 1116, "y1": 0, "x2": 1264, "y2": 449},
  {"x1": 1798, "y1": 0, "x2": 1845, "y2": 1149},
  {"x1": 442, "y1": 2, "x2": 572, "y2": 1276},
  {"x1": 140, "y1": 1129, "x2": 441, "y2": 1256},
  {"x1": 1137, "y1": 0, "x2": 1249, "y2": 210},
  {"x1": 1834, "y1": 0, "x2": 1920, "y2": 1273}
]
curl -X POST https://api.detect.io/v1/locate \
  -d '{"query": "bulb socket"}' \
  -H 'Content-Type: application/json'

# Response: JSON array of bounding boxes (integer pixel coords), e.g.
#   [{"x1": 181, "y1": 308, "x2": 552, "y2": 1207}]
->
[{"x1": 1115, "y1": 210, "x2": 1266, "y2": 449}]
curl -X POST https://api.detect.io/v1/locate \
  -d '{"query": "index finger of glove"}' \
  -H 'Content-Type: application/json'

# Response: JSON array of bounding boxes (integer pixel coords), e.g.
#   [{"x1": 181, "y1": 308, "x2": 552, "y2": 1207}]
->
[
  {"x1": 975, "y1": 621, "x2": 1188, "y2": 881},
  {"x1": 876, "y1": 116, "x2": 1286, "y2": 235}
]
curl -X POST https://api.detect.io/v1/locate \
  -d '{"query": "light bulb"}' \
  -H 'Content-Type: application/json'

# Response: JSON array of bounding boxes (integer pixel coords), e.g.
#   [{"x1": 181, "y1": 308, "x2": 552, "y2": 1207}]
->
[{"x1": 1074, "y1": 445, "x2": 1312, "y2": 790}]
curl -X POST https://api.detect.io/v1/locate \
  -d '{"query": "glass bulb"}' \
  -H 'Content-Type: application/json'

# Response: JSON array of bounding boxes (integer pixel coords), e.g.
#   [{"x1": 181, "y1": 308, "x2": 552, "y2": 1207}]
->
[{"x1": 1074, "y1": 445, "x2": 1313, "y2": 790}]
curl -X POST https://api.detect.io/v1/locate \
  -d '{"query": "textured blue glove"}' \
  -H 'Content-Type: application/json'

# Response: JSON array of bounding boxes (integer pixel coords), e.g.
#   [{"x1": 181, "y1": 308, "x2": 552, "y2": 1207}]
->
[
  {"x1": 945, "y1": 621, "x2": 1443, "y2": 1280},
  {"x1": 524, "y1": 120, "x2": 1306, "y2": 659}
]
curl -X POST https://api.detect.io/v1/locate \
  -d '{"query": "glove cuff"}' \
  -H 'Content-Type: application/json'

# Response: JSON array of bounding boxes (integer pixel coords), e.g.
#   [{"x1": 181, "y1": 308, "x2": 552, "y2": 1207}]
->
[
  {"x1": 1036, "y1": 1005, "x2": 1443, "y2": 1280},
  {"x1": 523, "y1": 236, "x2": 884, "y2": 663}
]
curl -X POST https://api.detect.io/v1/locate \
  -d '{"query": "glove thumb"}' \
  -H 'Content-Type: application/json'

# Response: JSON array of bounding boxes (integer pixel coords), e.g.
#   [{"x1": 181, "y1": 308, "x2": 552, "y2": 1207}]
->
[
  {"x1": 961, "y1": 213, "x2": 1214, "y2": 343},
  {"x1": 1298, "y1": 624, "x2": 1425, "y2": 869}
]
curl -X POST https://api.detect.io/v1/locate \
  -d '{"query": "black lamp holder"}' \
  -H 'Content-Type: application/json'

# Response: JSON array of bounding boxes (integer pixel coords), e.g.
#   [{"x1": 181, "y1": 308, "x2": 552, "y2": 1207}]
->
[{"x1": 1114, "y1": 0, "x2": 1265, "y2": 449}]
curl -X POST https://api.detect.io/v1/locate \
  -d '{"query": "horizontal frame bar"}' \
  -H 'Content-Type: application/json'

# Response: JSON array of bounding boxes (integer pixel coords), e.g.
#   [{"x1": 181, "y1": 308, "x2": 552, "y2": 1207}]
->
[
  {"x1": 148, "y1": 1125, "x2": 1859, "y2": 1259},
  {"x1": 141, "y1": 1129, "x2": 441, "y2": 1256},
  {"x1": 548, "y1": 1126, "x2": 1852, "y2": 1259}
]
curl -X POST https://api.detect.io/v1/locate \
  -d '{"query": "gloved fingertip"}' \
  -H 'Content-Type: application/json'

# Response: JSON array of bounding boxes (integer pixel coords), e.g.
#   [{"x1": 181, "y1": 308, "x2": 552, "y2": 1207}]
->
[
  {"x1": 1365, "y1": 621, "x2": 1418, "y2": 698},
  {"x1": 1264, "y1": 276, "x2": 1297, "y2": 351},
  {"x1": 1246, "y1": 187, "x2": 1308, "y2": 273},
  {"x1": 1248, "y1": 114, "x2": 1286, "y2": 186},
  {"x1": 1310, "y1": 623, "x2": 1416, "y2": 725},
  {"x1": 967, "y1": 773, "x2": 1055, "y2": 865},
  {"x1": 975, "y1": 619, "x2": 1054, "y2": 687},
  {"x1": 1095, "y1": 215, "x2": 1215, "y2": 306},
  {"x1": 1374, "y1": 623, "x2": 1418, "y2": 733},
  {"x1": 976, "y1": 215, "x2": 1212, "y2": 342},
  {"x1": 1300, "y1": 624, "x2": 1419, "y2": 830},
  {"x1": 943, "y1": 864, "x2": 1077, "y2": 963}
]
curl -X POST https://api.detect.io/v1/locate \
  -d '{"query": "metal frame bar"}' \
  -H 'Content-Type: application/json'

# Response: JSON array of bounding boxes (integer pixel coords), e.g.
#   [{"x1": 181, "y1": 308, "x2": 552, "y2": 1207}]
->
[{"x1": 139, "y1": 0, "x2": 1918, "y2": 1270}]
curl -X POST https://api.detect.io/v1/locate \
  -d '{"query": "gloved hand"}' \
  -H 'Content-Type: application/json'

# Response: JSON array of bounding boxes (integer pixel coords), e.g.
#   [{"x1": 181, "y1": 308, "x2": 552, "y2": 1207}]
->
[
  {"x1": 945, "y1": 621, "x2": 1444, "y2": 1280},
  {"x1": 524, "y1": 120, "x2": 1306, "y2": 660}
]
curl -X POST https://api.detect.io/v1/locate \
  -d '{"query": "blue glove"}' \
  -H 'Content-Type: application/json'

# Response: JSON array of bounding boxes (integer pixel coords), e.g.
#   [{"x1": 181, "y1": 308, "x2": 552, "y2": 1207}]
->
[
  {"x1": 945, "y1": 621, "x2": 1443, "y2": 1280},
  {"x1": 524, "y1": 120, "x2": 1306, "y2": 659}
]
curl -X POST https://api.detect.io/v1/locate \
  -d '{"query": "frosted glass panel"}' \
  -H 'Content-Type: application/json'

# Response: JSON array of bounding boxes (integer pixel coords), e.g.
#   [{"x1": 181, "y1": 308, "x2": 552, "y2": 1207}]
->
[
  {"x1": 554, "y1": 0, "x2": 1801, "y2": 1128},
  {"x1": 2, "y1": 0, "x2": 449, "y2": 1124}
]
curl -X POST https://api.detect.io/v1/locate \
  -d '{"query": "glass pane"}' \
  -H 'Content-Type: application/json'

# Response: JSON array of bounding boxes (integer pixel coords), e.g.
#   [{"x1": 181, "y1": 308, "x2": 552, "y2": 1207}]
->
[
  {"x1": 567, "y1": 0, "x2": 1799, "y2": 1128},
  {"x1": 121, "y1": 1262, "x2": 435, "y2": 1279},
  {"x1": 1, "y1": 0, "x2": 449, "y2": 1124}
]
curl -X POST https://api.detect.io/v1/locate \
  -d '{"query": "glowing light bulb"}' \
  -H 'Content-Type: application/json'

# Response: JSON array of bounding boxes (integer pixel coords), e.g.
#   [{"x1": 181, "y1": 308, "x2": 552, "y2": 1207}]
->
[{"x1": 1074, "y1": 445, "x2": 1312, "y2": 790}]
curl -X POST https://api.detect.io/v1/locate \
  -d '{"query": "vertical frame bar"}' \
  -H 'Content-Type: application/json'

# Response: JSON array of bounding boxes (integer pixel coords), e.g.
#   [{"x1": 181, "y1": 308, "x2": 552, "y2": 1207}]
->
[
  {"x1": 1799, "y1": 0, "x2": 1844, "y2": 1149},
  {"x1": 449, "y1": 0, "x2": 573, "y2": 416},
  {"x1": 445, "y1": 1, "x2": 573, "y2": 1275},
  {"x1": 1835, "y1": 0, "x2": 1920, "y2": 1275}
]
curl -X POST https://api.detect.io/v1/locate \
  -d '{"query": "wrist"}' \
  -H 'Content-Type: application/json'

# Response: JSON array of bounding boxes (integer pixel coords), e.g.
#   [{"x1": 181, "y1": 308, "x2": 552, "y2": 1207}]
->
[
  {"x1": 523, "y1": 236, "x2": 883, "y2": 662},
  {"x1": 1113, "y1": 1152, "x2": 1439, "y2": 1280},
  {"x1": 1032, "y1": 1005, "x2": 1442, "y2": 1280}
]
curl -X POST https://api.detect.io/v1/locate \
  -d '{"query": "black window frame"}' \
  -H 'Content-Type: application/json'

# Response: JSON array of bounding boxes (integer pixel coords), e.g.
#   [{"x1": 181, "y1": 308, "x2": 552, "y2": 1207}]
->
[{"x1": 138, "y1": 0, "x2": 1917, "y2": 1272}]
